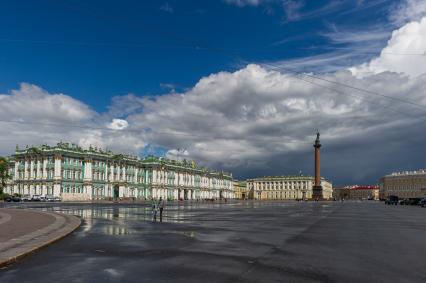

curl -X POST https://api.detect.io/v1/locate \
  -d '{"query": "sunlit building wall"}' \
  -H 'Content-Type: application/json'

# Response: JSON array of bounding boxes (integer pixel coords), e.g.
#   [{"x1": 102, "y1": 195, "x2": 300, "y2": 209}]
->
[
  {"x1": 246, "y1": 176, "x2": 333, "y2": 200},
  {"x1": 4, "y1": 143, "x2": 234, "y2": 201},
  {"x1": 233, "y1": 180, "x2": 248, "y2": 199}
]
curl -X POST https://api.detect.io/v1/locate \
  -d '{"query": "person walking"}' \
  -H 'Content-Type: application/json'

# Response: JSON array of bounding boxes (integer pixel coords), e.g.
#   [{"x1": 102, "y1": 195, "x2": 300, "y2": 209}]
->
[
  {"x1": 151, "y1": 198, "x2": 158, "y2": 222},
  {"x1": 158, "y1": 197, "x2": 165, "y2": 222}
]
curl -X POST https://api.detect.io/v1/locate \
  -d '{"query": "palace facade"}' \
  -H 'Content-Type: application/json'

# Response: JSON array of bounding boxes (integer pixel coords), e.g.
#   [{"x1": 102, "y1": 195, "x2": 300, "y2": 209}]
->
[
  {"x1": 246, "y1": 176, "x2": 333, "y2": 200},
  {"x1": 379, "y1": 169, "x2": 426, "y2": 199},
  {"x1": 233, "y1": 180, "x2": 248, "y2": 199},
  {"x1": 4, "y1": 143, "x2": 234, "y2": 201}
]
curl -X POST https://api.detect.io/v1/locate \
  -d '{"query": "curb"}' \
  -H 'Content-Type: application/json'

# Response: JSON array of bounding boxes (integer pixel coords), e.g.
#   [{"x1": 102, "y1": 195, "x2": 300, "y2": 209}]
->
[{"x1": 0, "y1": 210, "x2": 81, "y2": 268}]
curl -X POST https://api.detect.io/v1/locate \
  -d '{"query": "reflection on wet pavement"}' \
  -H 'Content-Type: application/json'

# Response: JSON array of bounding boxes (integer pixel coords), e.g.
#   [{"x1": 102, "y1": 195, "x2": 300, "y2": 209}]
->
[{"x1": 2, "y1": 201, "x2": 424, "y2": 283}]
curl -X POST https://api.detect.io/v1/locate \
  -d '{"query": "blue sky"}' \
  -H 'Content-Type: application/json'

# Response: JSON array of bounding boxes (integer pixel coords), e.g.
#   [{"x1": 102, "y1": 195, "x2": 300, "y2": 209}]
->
[
  {"x1": 1, "y1": 0, "x2": 426, "y2": 185},
  {"x1": 0, "y1": 0, "x2": 396, "y2": 111}
]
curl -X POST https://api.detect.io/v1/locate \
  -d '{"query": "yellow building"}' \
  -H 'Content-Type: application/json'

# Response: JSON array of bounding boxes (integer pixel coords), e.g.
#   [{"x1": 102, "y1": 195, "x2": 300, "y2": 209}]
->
[
  {"x1": 350, "y1": 186, "x2": 379, "y2": 200},
  {"x1": 380, "y1": 169, "x2": 426, "y2": 199},
  {"x1": 246, "y1": 176, "x2": 333, "y2": 200},
  {"x1": 233, "y1": 181, "x2": 248, "y2": 199}
]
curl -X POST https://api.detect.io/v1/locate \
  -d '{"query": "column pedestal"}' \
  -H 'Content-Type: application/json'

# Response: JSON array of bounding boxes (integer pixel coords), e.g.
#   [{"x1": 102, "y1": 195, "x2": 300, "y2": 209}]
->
[{"x1": 312, "y1": 185, "x2": 323, "y2": 200}]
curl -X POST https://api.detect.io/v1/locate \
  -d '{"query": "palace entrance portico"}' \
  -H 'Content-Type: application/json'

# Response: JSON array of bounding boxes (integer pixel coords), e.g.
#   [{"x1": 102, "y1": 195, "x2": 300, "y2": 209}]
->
[
  {"x1": 113, "y1": 185, "x2": 119, "y2": 200},
  {"x1": 177, "y1": 188, "x2": 192, "y2": 200}
]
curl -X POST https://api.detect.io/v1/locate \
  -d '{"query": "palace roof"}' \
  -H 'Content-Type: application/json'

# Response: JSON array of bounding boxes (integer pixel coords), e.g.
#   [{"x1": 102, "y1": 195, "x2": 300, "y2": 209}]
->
[{"x1": 12, "y1": 142, "x2": 232, "y2": 178}]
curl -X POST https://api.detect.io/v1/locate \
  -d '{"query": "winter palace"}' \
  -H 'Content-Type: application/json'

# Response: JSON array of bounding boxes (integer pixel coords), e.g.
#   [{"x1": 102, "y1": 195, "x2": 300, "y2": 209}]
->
[{"x1": 4, "y1": 142, "x2": 234, "y2": 201}]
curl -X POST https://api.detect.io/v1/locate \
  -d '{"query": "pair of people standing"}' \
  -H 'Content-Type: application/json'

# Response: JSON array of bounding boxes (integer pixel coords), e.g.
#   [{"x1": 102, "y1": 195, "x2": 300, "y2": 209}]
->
[{"x1": 151, "y1": 197, "x2": 165, "y2": 222}]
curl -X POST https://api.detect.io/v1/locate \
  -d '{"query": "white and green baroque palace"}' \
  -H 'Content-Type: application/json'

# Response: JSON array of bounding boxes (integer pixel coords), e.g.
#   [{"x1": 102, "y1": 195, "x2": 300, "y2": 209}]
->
[{"x1": 4, "y1": 142, "x2": 234, "y2": 201}]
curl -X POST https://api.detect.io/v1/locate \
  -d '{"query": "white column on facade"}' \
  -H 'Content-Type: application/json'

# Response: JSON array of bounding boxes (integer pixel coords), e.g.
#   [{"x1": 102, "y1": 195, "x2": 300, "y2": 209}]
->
[
  {"x1": 36, "y1": 159, "x2": 41, "y2": 179},
  {"x1": 30, "y1": 160, "x2": 34, "y2": 179},
  {"x1": 134, "y1": 168, "x2": 138, "y2": 185},
  {"x1": 84, "y1": 184, "x2": 93, "y2": 200},
  {"x1": 119, "y1": 185, "x2": 125, "y2": 197},
  {"x1": 115, "y1": 164, "x2": 119, "y2": 182},
  {"x1": 24, "y1": 159, "x2": 29, "y2": 180},
  {"x1": 83, "y1": 159, "x2": 92, "y2": 182},
  {"x1": 182, "y1": 173, "x2": 185, "y2": 187},
  {"x1": 104, "y1": 164, "x2": 108, "y2": 182},
  {"x1": 109, "y1": 164, "x2": 114, "y2": 182},
  {"x1": 43, "y1": 159, "x2": 48, "y2": 179},
  {"x1": 53, "y1": 183, "x2": 60, "y2": 197},
  {"x1": 153, "y1": 169, "x2": 157, "y2": 185},
  {"x1": 54, "y1": 156, "x2": 62, "y2": 180},
  {"x1": 14, "y1": 160, "x2": 19, "y2": 181}
]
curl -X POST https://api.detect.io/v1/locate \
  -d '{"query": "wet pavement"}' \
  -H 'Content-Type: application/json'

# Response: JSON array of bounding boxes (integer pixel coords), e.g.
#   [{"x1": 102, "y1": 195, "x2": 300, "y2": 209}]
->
[{"x1": 0, "y1": 200, "x2": 425, "y2": 282}]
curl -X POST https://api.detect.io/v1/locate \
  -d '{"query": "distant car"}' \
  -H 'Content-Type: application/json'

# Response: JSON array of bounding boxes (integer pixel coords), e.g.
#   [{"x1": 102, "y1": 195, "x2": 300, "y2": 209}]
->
[
  {"x1": 5, "y1": 195, "x2": 21, "y2": 202},
  {"x1": 385, "y1": 195, "x2": 398, "y2": 205},
  {"x1": 21, "y1": 194, "x2": 32, "y2": 202},
  {"x1": 407, "y1": 198, "x2": 422, "y2": 205},
  {"x1": 31, "y1": 195, "x2": 42, "y2": 202},
  {"x1": 45, "y1": 195, "x2": 61, "y2": 202},
  {"x1": 398, "y1": 199, "x2": 406, "y2": 205},
  {"x1": 39, "y1": 196, "x2": 47, "y2": 202},
  {"x1": 45, "y1": 195, "x2": 55, "y2": 202},
  {"x1": 419, "y1": 198, "x2": 426, "y2": 207}
]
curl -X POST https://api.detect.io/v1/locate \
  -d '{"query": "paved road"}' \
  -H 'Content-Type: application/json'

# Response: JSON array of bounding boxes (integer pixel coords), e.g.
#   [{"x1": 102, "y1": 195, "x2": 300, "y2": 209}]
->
[
  {"x1": 0, "y1": 201, "x2": 425, "y2": 282},
  {"x1": 0, "y1": 209, "x2": 56, "y2": 242},
  {"x1": 0, "y1": 208, "x2": 81, "y2": 267}
]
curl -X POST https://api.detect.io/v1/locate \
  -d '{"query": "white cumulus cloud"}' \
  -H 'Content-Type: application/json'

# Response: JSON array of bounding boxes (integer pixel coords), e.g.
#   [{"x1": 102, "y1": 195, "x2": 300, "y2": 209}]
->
[
  {"x1": 107, "y1": 119, "x2": 129, "y2": 130},
  {"x1": 351, "y1": 17, "x2": 426, "y2": 77},
  {"x1": 2, "y1": 13, "x2": 426, "y2": 185}
]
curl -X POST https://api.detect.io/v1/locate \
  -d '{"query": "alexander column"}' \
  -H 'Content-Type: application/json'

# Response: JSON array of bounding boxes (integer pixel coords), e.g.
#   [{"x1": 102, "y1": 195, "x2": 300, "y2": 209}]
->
[{"x1": 312, "y1": 131, "x2": 323, "y2": 200}]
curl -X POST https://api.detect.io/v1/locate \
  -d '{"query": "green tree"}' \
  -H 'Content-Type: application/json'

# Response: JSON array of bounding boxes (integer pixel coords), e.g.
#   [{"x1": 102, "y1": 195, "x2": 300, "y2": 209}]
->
[{"x1": 0, "y1": 157, "x2": 10, "y2": 195}]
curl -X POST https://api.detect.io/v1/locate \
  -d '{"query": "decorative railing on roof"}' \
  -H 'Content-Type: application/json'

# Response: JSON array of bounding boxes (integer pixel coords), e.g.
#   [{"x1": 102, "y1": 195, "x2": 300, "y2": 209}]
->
[
  {"x1": 12, "y1": 142, "x2": 232, "y2": 177},
  {"x1": 388, "y1": 169, "x2": 426, "y2": 177}
]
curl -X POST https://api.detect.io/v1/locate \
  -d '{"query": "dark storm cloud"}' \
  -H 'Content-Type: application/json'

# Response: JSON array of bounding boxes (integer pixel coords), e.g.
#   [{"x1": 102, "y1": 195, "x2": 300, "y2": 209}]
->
[{"x1": 1, "y1": 8, "x2": 426, "y2": 186}]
